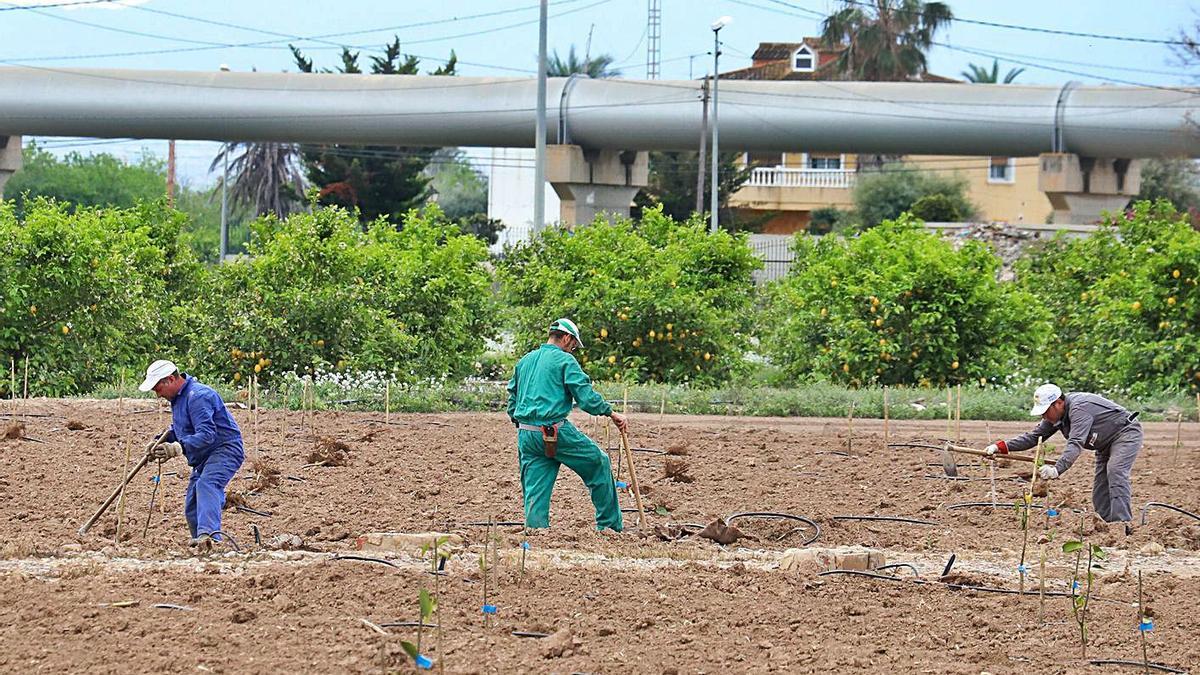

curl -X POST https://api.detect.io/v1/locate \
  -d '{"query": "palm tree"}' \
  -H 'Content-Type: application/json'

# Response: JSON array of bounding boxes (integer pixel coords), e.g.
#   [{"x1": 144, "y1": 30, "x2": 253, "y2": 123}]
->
[
  {"x1": 210, "y1": 142, "x2": 306, "y2": 218},
  {"x1": 962, "y1": 59, "x2": 1025, "y2": 84},
  {"x1": 546, "y1": 45, "x2": 621, "y2": 78},
  {"x1": 820, "y1": 0, "x2": 953, "y2": 81}
]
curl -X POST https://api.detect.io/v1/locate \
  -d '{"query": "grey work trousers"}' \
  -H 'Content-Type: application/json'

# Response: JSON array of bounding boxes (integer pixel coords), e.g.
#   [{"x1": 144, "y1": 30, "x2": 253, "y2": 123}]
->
[{"x1": 1092, "y1": 424, "x2": 1142, "y2": 523}]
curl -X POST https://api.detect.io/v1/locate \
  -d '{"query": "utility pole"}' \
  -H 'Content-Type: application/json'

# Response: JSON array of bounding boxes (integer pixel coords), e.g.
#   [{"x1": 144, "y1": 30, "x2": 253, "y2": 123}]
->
[
  {"x1": 646, "y1": 0, "x2": 662, "y2": 79},
  {"x1": 709, "y1": 17, "x2": 731, "y2": 233},
  {"x1": 166, "y1": 139, "x2": 176, "y2": 208},
  {"x1": 695, "y1": 78, "x2": 709, "y2": 216},
  {"x1": 533, "y1": 0, "x2": 548, "y2": 233}
]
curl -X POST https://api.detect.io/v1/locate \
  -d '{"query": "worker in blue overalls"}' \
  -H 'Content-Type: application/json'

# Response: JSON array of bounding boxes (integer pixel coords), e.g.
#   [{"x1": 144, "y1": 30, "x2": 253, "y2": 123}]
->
[{"x1": 138, "y1": 359, "x2": 244, "y2": 551}]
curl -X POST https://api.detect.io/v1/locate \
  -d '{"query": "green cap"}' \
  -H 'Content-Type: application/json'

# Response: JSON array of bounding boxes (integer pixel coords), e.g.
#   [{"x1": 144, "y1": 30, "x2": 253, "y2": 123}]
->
[{"x1": 549, "y1": 317, "x2": 583, "y2": 347}]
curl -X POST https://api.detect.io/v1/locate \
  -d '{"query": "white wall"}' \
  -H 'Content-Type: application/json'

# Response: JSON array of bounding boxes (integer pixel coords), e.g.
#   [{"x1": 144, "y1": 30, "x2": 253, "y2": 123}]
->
[{"x1": 486, "y1": 147, "x2": 558, "y2": 252}]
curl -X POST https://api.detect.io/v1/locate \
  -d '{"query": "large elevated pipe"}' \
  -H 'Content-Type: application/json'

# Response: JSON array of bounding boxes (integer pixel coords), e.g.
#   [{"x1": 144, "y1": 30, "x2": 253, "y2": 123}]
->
[{"x1": 0, "y1": 67, "x2": 1198, "y2": 157}]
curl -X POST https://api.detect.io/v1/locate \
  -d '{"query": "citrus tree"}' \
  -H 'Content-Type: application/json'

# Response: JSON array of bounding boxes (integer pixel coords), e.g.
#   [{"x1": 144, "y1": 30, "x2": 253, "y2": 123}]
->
[
  {"x1": 184, "y1": 204, "x2": 497, "y2": 385},
  {"x1": 1017, "y1": 200, "x2": 1200, "y2": 395},
  {"x1": 0, "y1": 198, "x2": 203, "y2": 395},
  {"x1": 498, "y1": 207, "x2": 761, "y2": 385},
  {"x1": 760, "y1": 213, "x2": 1048, "y2": 387}
]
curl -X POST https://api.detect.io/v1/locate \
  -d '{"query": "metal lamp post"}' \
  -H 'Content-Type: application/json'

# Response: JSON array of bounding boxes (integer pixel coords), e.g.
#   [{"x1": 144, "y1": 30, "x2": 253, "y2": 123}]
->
[{"x1": 709, "y1": 16, "x2": 731, "y2": 233}]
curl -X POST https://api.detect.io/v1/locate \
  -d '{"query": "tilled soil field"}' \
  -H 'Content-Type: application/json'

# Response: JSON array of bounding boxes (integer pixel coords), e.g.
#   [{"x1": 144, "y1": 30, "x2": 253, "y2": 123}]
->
[{"x1": 1, "y1": 399, "x2": 1198, "y2": 673}]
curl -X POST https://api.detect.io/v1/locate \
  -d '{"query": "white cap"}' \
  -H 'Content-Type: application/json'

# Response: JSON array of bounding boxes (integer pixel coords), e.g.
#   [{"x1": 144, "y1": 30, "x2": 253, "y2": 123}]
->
[
  {"x1": 549, "y1": 317, "x2": 583, "y2": 347},
  {"x1": 138, "y1": 359, "x2": 178, "y2": 392},
  {"x1": 1029, "y1": 383, "x2": 1062, "y2": 416}
]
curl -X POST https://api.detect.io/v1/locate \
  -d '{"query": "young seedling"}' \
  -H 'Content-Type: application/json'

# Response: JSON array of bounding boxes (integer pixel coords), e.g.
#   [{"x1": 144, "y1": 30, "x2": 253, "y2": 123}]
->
[
  {"x1": 1016, "y1": 438, "x2": 1045, "y2": 594},
  {"x1": 1064, "y1": 515, "x2": 1106, "y2": 659},
  {"x1": 420, "y1": 535, "x2": 451, "y2": 675}
]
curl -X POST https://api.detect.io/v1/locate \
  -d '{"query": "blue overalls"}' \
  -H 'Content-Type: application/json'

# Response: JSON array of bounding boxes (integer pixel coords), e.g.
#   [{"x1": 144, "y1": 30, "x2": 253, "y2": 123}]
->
[{"x1": 165, "y1": 375, "x2": 244, "y2": 540}]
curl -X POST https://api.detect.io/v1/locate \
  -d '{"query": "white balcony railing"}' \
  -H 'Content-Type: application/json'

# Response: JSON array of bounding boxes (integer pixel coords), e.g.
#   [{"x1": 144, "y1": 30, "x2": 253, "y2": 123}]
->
[{"x1": 746, "y1": 167, "x2": 856, "y2": 189}]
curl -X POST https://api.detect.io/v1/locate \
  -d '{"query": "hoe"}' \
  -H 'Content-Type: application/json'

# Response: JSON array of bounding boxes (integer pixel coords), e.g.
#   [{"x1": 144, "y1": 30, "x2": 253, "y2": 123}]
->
[{"x1": 889, "y1": 441, "x2": 1039, "y2": 478}]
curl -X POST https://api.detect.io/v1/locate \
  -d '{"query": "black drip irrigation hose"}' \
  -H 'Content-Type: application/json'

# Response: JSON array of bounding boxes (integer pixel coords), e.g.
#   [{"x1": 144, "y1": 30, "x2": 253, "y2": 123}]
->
[
  {"x1": 1088, "y1": 659, "x2": 1188, "y2": 674},
  {"x1": 459, "y1": 521, "x2": 524, "y2": 528},
  {"x1": 945, "y1": 501, "x2": 1046, "y2": 511},
  {"x1": 1140, "y1": 501, "x2": 1200, "y2": 526},
  {"x1": 333, "y1": 554, "x2": 399, "y2": 569},
  {"x1": 832, "y1": 515, "x2": 939, "y2": 526},
  {"x1": 235, "y1": 505, "x2": 272, "y2": 517},
  {"x1": 818, "y1": 569, "x2": 1079, "y2": 598},
  {"x1": 211, "y1": 530, "x2": 241, "y2": 553},
  {"x1": 512, "y1": 631, "x2": 551, "y2": 638},
  {"x1": 381, "y1": 621, "x2": 439, "y2": 629},
  {"x1": 606, "y1": 446, "x2": 667, "y2": 455},
  {"x1": 725, "y1": 512, "x2": 822, "y2": 546},
  {"x1": 876, "y1": 563, "x2": 921, "y2": 578}
]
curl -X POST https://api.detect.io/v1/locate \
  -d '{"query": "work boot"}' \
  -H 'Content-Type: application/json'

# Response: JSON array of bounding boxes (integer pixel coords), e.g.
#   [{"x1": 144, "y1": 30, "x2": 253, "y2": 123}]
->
[{"x1": 188, "y1": 533, "x2": 214, "y2": 553}]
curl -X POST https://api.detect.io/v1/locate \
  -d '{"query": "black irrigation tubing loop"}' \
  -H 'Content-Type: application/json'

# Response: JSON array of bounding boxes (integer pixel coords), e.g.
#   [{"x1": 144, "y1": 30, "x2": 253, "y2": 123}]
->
[
  {"x1": 332, "y1": 554, "x2": 400, "y2": 569},
  {"x1": 1088, "y1": 659, "x2": 1189, "y2": 674},
  {"x1": 831, "y1": 515, "x2": 939, "y2": 526},
  {"x1": 1140, "y1": 502, "x2": 1200, "y2": 526},
  {"x1": 211, "y1": 530, "x2": 241, "y2": 553},
  {"x1": 875, "y1": 563, "x2": 922, "y2": 578},
  {"x1": 725, "y1": 512, "x2": 822, "y2": 546},
  {"x1": 818, "y1": 569, "x2": 906, "y2": 582}
]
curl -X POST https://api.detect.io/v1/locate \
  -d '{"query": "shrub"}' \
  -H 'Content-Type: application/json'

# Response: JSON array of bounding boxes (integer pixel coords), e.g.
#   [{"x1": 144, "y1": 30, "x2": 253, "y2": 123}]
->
[
  {"x1": 853, "y1": 167, "x2": 977, "y2": 229},
  {"x1": 909, "y1": 193, "x2": 963, "y2": 222},
  {"x1": 760, "y1": 213, "x2": 1049, "y2": 387},
  {"x1": 808, "y1": 206, "x2": 851, "y2": 235},
  {"x1": 0, "y1": 198, "x2": 202, "y2": 395},
  {"x1": 183, "y1": 204, "x2": 498, "y2": 385},
  {"x1": 497, "y1": 207, "x2": 761, "y2": 385},
  {"x1": 1017, "y1": 200, "x2": 1200, "y2": 395}
]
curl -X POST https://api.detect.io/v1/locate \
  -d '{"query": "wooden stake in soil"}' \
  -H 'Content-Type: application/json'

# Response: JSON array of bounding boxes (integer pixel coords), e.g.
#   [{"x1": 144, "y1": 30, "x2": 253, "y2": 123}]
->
[
  {"x1": 846, "y1": 402, "x2": 855, "y2": 456},
  {"x1": 23, "y1": 354, "x2": 29, "y2": 402},
  {"x1": 1173, "y1": 412, "x2": 1183, "y2": 468},
  {"x1": 882, "y1": 386, "x2": 890, "y2": 450},
  {"x1": 618, "y1": 430, "x2": 647, "y2": 529},
  {"x1": 946, "y1": 388, "x2": 952, "y2": 439},
  {"x1": 9, "y1": 357, "x2": 15, "y2": 416},
  {"x1": 114, "y1": 437, "x2": 132, "y2": 544},
  {"x1": 955, "y1": 384, "x2": 962, "y2": 442},
  {"x1": 1038, "y1": 542, "x2": 1047, "y2": 622},
  {"x1": 659, "y1": 390, "x2": 667, "y2": 435},
  {"x1": 385, "y1": 380, "x2": 390, "y2": 426}
]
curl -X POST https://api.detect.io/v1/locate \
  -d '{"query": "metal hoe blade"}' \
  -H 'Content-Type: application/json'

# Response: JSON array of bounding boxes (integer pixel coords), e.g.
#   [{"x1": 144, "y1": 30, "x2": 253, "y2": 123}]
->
[{"x1": 941, "y1": 443, "x2": 958, "y2": 478}]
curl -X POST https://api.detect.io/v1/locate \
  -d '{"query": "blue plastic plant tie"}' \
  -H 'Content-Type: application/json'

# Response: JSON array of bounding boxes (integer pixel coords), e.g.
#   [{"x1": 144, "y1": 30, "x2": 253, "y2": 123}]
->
[
  {"x1": 1139, "y1": 620, "x2": 1154, "y2": 632},
  {"x1": 415, "y1": 654, "x2": 433, "y2": 670},
  {"x1": 521, "y1": 541, "x2": 530, "y2": 550},
  {"x1": 616, "y1": 481, "x2": 628, "y2": 489},
  {"x1": 1072, "y1": 581, "x2": 1081, "y2": 591},
  {"x1": 482, "y1": 604, "x2": 498, "y2": 615},
  {"x1": 151, "y1": 476, "x2": 160, "y2": 483},
  {"x1": 1017, "y1": 564, "x2": 1028, "y2": 574},
  {"x1": 1046, "y1": 508, "x2": 1059, "y2": 517}
]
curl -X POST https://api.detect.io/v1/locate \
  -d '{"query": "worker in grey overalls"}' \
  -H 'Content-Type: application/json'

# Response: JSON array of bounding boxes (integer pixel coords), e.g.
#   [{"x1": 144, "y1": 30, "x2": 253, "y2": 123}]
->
[{"x1": 986, "y1": 383, "x2": 1142, "y2": 525}]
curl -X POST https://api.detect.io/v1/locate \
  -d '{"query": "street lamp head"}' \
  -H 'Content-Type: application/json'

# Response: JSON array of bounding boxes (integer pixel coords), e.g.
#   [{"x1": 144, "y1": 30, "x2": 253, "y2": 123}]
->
[
  {"x1": 218, "y1": 64, "x2": 231, "y2": 72},
  {"x1": 711, "y1": 15, "x2": 732, "y2": 31}
]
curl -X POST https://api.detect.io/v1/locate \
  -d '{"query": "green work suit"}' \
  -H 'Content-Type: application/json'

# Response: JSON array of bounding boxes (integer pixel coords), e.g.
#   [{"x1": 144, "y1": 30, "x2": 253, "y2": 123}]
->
[{"x1": 507, "y1": 343, "x2": 621, "y2": 531}]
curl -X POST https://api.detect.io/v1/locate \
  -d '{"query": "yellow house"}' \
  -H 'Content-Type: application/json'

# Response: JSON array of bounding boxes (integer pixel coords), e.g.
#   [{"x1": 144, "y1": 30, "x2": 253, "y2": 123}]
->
[{"x1": 723, "y1": 41, "x2": 1053, "y2": 233}]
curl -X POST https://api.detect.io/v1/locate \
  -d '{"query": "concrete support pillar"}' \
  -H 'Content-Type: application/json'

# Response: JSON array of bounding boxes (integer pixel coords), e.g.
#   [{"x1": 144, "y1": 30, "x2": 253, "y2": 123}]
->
[
  {"x1": 0, "y1": 135, "x2": 21, "y2": 199},
  {"x1": 546, "y1": 145, "x2": 648, "y2": 226},
  {"x1": 1038, "y1": 153, "x2": 1142, "y2": 224}
]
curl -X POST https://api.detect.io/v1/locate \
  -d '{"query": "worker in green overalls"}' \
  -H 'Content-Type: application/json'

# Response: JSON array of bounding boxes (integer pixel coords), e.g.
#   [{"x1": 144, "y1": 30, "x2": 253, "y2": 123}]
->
[{"x1": 507, "y1": 318, "x2": 628, "y2": 531}]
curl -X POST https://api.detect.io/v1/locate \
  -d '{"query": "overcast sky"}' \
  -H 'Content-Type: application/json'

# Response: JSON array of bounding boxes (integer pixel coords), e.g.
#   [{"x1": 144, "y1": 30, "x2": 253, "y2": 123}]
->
[{"x1": 4, "y1": 0, "x2": 1196, "y2": 186}]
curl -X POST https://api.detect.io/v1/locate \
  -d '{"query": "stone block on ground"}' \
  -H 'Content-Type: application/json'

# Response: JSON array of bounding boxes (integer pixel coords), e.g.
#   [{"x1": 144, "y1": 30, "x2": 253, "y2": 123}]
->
[
  {"x1": 355, "y1": 532, "x2": 462, "y2": 556},
  {"x1": 778, "y1": 546, "x2": 885, "y2": 575}
]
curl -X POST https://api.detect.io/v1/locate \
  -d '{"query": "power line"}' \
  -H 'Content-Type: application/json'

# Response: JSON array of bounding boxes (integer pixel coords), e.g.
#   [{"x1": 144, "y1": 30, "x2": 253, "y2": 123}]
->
[
  {"x1": 763, "y1": 0, "x2": 1187, "y2": 45},
  {"x1": 0, "y1": 0, "x2": 602, "y2": 64},
  {"x1": 0, "y1": 0, "x2": 114, "y2": 10}
]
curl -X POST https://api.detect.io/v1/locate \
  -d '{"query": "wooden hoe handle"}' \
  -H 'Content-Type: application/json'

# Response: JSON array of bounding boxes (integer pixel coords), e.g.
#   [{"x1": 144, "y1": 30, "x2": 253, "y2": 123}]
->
[
  {"x1": 78, "y1": 427, "x2": 172, "y2": 536},
  {"x1": 946, "y1": 443, "x2": 1037, "y2": 464}
]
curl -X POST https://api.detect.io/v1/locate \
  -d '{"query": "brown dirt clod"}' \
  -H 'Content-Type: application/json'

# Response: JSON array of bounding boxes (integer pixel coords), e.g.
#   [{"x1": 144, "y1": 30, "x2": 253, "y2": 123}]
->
[
  {"x1": 663, "y1": 458, "x2": 694, "y2": 484},
  {"x1": 65, "y1": 420, "x2": 86, "y2": 431},
  {"x1": 697, "y1": 518, "x2": 745, "y2": 545},
  {"x1": 3, "y1": 422, "x2": 24, "y2": 440},
  {"x1": 665, "y1": 443, "x2": 689, "y2": 456},
  {"x1": 247, "y1": 457, "x2": 282, "y2": 492},
  {"x1": 306, "y1": 437, "x2": 350, "y2": 467}
]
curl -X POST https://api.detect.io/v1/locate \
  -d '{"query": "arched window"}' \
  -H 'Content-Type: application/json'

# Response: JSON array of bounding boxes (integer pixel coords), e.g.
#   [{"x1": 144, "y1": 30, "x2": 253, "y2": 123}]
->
[{"x1": 793, "y1": 45, "x2": 815, "y2": 72}]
